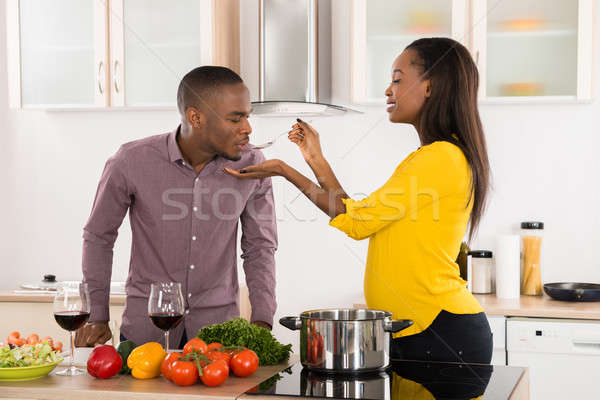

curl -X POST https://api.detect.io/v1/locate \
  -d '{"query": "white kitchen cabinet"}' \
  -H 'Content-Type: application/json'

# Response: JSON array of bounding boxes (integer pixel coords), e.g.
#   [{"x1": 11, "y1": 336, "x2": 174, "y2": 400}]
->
[
  {"x1": 487, "y1": 314, "x2": 507, "y2": 365},
  {"x1": 6, "y1": 0, "x2": 240, "y2": 109},
  {"x1": 472, "y1": 0, "x2": 595, "y2": 102},
  {"x1": 347, "y1": 0, "x2": 469, "y2": 104},
  {"x1": 338, "y1": 0, "x2": 595, "y2": 105},
  {"x1": 507, "y1": 317, "x2": 600, "y2": 399},
  {"x1": 7, "y1": 0, "x2": 107, "y2": 108}
]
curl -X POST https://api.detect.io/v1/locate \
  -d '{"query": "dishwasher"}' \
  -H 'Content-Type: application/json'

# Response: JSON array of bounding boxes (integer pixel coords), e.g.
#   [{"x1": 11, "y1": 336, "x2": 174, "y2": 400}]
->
[{"x1": 507, "y1": 317, "x2": 600, "y2": 399}]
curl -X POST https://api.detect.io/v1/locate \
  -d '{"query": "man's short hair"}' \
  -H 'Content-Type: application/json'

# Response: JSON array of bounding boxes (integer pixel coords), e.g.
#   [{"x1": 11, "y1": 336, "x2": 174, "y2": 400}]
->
[{"x1": 177, "y1": 66, "x2": 243, "y2": 114}]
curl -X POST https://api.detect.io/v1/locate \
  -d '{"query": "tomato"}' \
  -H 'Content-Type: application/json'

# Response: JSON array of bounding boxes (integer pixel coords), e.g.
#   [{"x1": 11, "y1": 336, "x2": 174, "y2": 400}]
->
[
  {"x1": 221, "y1": 346, "x2": 247, "y2": 358},
  {"x1": 7, "y1": 336, "x2": 25, "y2": 347},
  {"x1": 53, "y1": 341, "x2": 63, "y2": 352},
  {"x1": 183, "y1": 338, "x2": 208, "y2": 355},
  {"x1": 207, "y1": 342, "x2": 223, "y2": 352},
  {"x1": 40, "y1": 336, "x2": 54, "y2": 347},
  {"x1": 230, "y1": 350, "x2": 259, "y2": 377},
  {"x1": 206, "y1": 350, "x2": 231, "y2": 366},
  {"x1": 26, "y1": 334, "x2": 39, "y2": 345},
  {"x1": 200, "y1": 359, "x2": 229, "y2": 387},
  {"x1": 171, "y1": 360, "x2": 199, "y2": 386},
  {"x1": 160, "y1": 352, "x2": 182, "y2": 381}
]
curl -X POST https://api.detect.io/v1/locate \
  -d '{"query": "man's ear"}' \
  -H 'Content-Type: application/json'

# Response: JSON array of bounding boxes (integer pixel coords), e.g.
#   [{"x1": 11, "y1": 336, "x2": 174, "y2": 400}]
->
[
  {"x1": 186, "y1": 107, "x2": 205, "y2": 128},
  {"x1": 424, "y1": 79, "x2": 432, "y2": 98}
]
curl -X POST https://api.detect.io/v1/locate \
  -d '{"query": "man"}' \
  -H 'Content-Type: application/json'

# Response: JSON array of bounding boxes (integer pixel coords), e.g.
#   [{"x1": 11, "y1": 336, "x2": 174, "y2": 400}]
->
[{"x1": 76, "y1": 66, "x2": 277, "y2": 348}]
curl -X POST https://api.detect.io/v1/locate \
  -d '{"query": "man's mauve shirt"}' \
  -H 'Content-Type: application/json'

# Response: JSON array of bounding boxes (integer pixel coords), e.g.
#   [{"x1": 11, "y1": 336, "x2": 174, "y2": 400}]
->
[{"x1": 82, "y1": 127, "x2": 277, "y2": 347}]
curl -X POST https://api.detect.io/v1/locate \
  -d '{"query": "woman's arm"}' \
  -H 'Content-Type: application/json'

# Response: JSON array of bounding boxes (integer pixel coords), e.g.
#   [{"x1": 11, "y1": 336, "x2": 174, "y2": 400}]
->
[
  {"x1": 223, "y1": 160, "x2": 346, "y2": 218},
  {"x1": 281, "y1": 163, "x2": 346, "y2": 218}
]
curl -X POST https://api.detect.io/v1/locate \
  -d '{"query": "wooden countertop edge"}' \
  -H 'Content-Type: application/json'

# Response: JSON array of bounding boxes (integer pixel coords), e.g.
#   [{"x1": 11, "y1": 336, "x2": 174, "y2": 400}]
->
[
  {"x1": 0, "y1": 386, "x2": 234, "y2": 400},
  {"x1": 509, "y1": 368, "x2": 530, "y2": 400},
  {"x1": 0, "y1": 356, "x2": 299, "y2": 400},
  {"x1": 0, "y1": 291, "x2": 126, "y2": 305},
  {"x1": 238, "y1": 395, "x2": 328, "y2": 400},
  {"x1": 354, "y1": 294, "x2": 600, "y2": 320}
]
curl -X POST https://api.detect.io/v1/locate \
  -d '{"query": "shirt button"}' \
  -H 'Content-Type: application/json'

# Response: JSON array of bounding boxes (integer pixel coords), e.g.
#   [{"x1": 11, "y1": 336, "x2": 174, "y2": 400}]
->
[
  {"x1": 195, "y1": 177, "x2": 199, "y2": 183},
  {"x1": 185, "y1": 309, "x2": 190, "y2": 315},
  {"x1": 190, "y1": 264, "x2": 195, "y2": 270},
  {"x1": 192, "y1": 236, "x2": 197, "y2": 241},
  {"x1": 193, "y1": 206, "x2": 198, "y2": 212},
  {"x1": 188, "y1": 293, "x2": 192, "y2": 298}
]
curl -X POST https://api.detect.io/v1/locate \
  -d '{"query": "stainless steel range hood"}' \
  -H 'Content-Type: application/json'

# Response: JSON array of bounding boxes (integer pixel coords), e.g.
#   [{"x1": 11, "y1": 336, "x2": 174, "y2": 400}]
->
[{"x1": 252, "y1": 0, "x2": 360, "y2": 117}]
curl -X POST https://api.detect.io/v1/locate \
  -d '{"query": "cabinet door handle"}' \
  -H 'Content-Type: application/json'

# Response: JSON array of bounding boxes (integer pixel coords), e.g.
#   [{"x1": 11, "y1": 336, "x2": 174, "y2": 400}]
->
[
  {"x1": 97, "y1": 61, "x2": 104, "y2": 94},
  {"x1": 113, "y1": 60, "x2": 120, "y2": 94}
]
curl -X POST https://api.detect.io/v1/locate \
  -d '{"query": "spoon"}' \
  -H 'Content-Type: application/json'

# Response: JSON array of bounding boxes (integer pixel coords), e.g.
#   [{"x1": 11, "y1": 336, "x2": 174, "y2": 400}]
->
[{"x1": 254, "y1": 119, "x2": 313, "y2": 150}]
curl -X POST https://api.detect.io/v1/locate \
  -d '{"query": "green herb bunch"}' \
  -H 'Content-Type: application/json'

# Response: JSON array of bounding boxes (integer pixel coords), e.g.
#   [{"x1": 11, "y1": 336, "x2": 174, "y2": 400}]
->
[{"x1": 197, "y1": 318, "x2": 292, "y2": 365}]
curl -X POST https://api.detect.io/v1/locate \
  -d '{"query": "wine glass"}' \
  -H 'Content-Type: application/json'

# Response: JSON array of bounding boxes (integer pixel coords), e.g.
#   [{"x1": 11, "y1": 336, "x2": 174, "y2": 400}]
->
[
  {"x1": 148, "y1": 282, "x2": 185, "y2": 352},
  {"x1": 53, "y1": 282, "x2": 91, "y2": 376}
]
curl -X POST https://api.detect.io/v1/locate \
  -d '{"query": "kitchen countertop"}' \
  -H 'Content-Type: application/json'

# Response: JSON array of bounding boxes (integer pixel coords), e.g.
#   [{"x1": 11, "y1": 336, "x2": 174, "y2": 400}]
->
[
  {"x1": 0, "y1": 356, "x2": 298, "y2": 400},
  {"x1": 354, "y1": 293, "x2": 600, "y2": 320},
  {"x1": 0, "y1": 290, "x2": 126, "y2": 305},
  {"x1": 0, "y1": 354, "x2": 529, "y2": 400}
]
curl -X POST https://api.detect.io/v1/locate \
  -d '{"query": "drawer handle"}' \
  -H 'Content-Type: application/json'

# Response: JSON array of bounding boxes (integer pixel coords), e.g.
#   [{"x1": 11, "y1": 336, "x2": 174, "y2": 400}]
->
[{"x1": 573, "y1": 341, "x2": 600, "y2": 354}]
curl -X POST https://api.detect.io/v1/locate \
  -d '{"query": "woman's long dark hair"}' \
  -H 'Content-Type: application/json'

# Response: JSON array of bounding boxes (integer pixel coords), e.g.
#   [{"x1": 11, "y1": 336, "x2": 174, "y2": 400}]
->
[{"x1": 406, "y1": 38, "x2": 490, "y2": 241}]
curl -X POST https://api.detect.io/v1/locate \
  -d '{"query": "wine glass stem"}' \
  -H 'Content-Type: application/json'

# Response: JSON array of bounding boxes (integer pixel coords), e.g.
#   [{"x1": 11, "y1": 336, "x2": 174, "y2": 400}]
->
[
  {"x1": 165, "y1": 330, "x2": 170, "y2": 353},
  {"x1": 70, "y1": 331, "x2": 75, "y2": 371}
]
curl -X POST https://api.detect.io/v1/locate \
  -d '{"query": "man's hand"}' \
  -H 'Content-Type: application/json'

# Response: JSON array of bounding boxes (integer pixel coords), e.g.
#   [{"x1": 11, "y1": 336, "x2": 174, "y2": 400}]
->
[
  {"x1": 74, "y1": 321, "x2": 112, "y2": 347},
  {"x1": 252, "y1": 321, "x2": 272, "y2": 331}
]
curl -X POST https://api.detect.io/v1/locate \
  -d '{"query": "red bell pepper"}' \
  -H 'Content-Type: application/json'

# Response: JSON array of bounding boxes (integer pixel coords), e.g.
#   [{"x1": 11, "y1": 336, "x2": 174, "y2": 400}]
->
[{"x1": 87, "y1": 345, "x2": 123, "y2": 379}]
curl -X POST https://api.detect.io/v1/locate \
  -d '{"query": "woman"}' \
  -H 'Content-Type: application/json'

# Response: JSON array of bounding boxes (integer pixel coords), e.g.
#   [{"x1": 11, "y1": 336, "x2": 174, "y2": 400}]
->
[{"x1": 225, "y1": 38, "x2": 492, "y2": 364}]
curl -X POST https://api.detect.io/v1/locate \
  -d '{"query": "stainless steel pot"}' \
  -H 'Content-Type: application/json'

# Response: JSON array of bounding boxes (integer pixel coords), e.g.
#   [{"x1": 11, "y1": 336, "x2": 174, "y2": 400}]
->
[{"x1": 280, "y1": 308, "x2": 413, "y2": 373}]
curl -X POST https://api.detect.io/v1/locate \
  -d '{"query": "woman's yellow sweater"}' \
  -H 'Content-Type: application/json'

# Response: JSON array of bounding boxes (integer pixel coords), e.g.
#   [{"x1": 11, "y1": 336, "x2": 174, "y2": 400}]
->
[{"x1": 330, "y1": 141, "x2": 483, "y2": 337}]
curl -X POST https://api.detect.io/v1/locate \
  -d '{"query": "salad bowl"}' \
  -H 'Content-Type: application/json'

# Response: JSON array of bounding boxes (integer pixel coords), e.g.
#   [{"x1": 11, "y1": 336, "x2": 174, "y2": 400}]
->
[
  {"x1": 0, "y1": 359, "x2": 63, "y2": 381},
  {"x1": 0, "y1": 343, "x2": 63, "y2": 381}
]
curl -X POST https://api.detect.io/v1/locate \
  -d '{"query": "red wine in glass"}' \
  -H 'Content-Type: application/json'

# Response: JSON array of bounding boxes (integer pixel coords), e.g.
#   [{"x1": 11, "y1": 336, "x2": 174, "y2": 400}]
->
[
  {"x1": 54, "y1": 311, "x2": 91, "y2": 331},
  {"x1": 149, "y1": 312, "x2": 184, "y2": 331},
  {"x1": 53, "y1": 283, "x2": 91, "y2": 376},
  {"x1": 148, "y1": 282, "x2": 185, "y2": 352}
]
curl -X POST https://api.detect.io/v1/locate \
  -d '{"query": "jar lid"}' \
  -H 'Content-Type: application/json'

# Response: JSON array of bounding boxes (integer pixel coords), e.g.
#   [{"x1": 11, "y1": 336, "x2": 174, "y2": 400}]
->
[
  {"x1": 468, "y1": 250, "x2": 493, "y2": 258},
  {"x1": 521, "y1": 221, "x2": 544, "y2": 229}
]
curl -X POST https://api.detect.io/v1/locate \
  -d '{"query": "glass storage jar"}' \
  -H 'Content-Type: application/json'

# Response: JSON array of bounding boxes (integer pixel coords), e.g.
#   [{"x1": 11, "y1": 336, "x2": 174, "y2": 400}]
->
[{"x1": 520, "y1": 221, "x2": 544, "y2": 296}]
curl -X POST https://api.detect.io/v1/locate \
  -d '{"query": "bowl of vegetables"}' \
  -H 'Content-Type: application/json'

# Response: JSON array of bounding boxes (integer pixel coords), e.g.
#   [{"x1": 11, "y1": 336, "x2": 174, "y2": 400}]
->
[{"x1": 0, "y1": 342, "x2": 64, "y2": 381}]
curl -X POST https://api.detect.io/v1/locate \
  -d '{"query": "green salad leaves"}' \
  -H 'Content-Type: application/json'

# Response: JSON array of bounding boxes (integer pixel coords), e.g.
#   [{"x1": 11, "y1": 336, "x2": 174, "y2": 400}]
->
[
  {"x1": 0, "y1": 343, "x2": 62, "y2": 368},
  {"x1": 197, "y1": 318, "x2": 292, "y2": 366}
]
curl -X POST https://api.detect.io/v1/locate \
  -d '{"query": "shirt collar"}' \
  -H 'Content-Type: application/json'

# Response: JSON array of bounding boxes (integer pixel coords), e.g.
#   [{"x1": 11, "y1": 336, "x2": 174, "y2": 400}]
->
[
  {"x1": 167, "y1": 126, "x2": 185, "y2": 163},
  {"x1": 167, "y1": 125, "x2": 225, "y2": 175}
]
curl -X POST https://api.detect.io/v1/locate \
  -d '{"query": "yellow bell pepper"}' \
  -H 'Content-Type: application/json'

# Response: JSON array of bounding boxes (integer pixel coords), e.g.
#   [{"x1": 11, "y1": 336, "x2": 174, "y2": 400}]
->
[{"x1": 127, "y1": 342, "x2": 166, "y2": 379}]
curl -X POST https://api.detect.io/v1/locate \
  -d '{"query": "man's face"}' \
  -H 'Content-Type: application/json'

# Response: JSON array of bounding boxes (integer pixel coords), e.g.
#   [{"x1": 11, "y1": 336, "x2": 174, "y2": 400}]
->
[{"x1": 200, "y1": 83, "x2": 252, "y2": 161}]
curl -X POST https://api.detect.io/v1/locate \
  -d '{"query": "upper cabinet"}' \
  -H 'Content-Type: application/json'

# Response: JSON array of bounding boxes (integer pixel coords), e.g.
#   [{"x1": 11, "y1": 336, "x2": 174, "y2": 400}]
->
[
  {"x1": 350, "y1": 0, "x2": 468, "y2": 104},
  {"x1": 8, "y1": 0, "x2": 104, "y2": 108},
  {"x1": 342, "y1": 0, "x2": 594, "y2": 105},
  {"x1": 7, "y1": 0, "x2": 240, "y2": 109},
  {"x1": 473, "y1": 0, "x2": 594, "y2": 102}
]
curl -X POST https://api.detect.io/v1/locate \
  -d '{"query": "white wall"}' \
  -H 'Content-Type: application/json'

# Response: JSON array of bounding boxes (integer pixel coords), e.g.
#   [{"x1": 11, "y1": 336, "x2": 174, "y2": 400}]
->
[{"x1": 1, "y1": 2, "x2": 599, "y2": 350}]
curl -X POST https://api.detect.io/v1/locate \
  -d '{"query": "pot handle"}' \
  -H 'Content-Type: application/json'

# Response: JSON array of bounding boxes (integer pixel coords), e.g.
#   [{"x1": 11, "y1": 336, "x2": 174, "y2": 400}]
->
[
  {"x1": 279, "y1": 316, "x2": 302, "y2": 330},
  {"x1": 384, "y1": 319, "x2": 413, "y2": 333}
]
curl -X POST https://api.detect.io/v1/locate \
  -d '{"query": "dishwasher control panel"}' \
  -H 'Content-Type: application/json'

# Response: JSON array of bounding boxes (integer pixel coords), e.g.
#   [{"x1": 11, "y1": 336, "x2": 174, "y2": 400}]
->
[{"x1": 507, "y1": 317, "x2": 600, "y2": 355}]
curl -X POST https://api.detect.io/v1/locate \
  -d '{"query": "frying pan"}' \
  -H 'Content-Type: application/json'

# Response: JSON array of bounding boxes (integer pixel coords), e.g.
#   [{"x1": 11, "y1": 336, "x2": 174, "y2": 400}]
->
[{"x1": 543, "y1": 282, "x2": 600, "y2": 302}]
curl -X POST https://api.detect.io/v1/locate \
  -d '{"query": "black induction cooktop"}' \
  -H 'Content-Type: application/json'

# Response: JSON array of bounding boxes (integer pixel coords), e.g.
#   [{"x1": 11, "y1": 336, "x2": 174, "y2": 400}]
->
[{"x1": 246, "y1": 359, "x2": 525, "y2": 399}]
